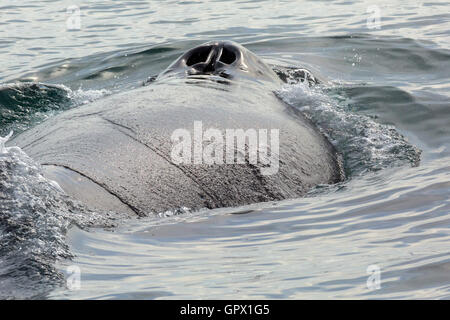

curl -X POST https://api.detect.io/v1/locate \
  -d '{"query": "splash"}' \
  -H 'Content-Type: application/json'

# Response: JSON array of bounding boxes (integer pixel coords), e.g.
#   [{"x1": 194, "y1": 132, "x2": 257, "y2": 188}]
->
[
  {"x1": 275, "y1": 69, "x2": 421, "y2": 176},
  {"x1": 0, "y1": 82, "x2": 110, "y2": 137},
  {"x1": 0, "y1": 131, "x2": 13, "y2": 154},
  {"x1": 0, "y1": 134, "x2": 123, "y2": 299},
  {"x1": 67, "y1": 86, "x2": 111, "y2": 106}
]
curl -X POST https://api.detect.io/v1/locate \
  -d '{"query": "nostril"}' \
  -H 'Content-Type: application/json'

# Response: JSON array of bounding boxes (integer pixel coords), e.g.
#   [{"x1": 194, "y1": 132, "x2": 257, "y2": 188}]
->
[
  {"x1": 219, "y1": 47, "x2": 236, "y2": 64},
  {"x1": 186, "y1": 46, "x2": 212, "y2": 66}
]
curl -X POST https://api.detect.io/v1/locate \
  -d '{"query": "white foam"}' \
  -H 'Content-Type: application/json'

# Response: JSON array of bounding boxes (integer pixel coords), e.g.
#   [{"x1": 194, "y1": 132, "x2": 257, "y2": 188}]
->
[
  {"x1": 67, "y1": 87, "x2": 111, "y2": 106},
  {"x1": 46, "y1": 83, "x2": 111, "y2": 106},
  {"x1": 0, "y1": 131, "x2": 13, "y2": 154},
  {"x1": 276, "y1": 81, "x2": 421, "y2": 175}
]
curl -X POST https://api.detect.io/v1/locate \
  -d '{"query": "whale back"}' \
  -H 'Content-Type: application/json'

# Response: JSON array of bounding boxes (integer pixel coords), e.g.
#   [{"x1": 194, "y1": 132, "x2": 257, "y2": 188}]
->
[{"x1": 11, "y1": 79, "x2": 344, "y2": 216}]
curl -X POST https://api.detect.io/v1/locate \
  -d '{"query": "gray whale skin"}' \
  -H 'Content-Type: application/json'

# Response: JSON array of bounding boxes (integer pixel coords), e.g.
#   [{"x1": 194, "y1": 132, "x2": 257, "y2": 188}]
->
[{"x1": 10, "y1": 41, "x2": 344, "y2": 216}]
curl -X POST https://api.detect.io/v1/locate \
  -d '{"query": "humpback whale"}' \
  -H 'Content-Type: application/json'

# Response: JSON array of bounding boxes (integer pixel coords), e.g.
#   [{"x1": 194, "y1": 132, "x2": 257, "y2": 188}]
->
[{"x1": 9, "y1": 41, "x2": 344, "y2": 216}]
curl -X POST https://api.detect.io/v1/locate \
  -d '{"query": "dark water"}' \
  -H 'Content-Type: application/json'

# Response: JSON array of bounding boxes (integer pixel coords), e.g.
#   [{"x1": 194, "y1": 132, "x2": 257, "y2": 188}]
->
[{"x1": 1, "y1": 0, "x2": 449, "y2": 299}]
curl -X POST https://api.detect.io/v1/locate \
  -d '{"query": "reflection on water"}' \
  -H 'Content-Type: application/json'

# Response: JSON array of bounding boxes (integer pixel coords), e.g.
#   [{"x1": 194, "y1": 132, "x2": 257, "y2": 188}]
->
[
  {"x1": 50, "y1": 157, "x2": 450, "y2": 299},
  {"x1": 2, "y1": 0, "x2": 450, "y2": 82},
  {"x1": 1, "y1": 0, "x2": 449, "y2": 299}
]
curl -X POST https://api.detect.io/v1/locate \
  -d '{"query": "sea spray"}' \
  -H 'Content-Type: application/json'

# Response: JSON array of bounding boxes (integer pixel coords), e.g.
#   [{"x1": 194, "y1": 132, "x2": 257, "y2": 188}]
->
[
  {"x1": 274, "y1": 69, "x2": 421, "y2": 176},
  {"x1": 0, "y1": 82, "x2": 111, "y2": 136},
  {"x1": 0, "y1": 131, "x2": 12, "y2": 154},
  {"x1": 0, "y1": 132, "x2": 124, "y2": 298}
]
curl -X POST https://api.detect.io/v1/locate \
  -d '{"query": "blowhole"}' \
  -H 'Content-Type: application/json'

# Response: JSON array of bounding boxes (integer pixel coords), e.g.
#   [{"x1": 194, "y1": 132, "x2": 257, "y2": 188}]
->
[
  {"x1": 186, "y1": 46, "x2": 212, "y2": 66},
  {"x1": 219, "y1": 47, "x2": 236, "y2": 64}
]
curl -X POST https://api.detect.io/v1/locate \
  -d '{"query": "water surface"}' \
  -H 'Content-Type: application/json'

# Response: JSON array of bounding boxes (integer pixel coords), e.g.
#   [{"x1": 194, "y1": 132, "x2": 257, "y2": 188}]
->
[{"x1": 0, "y1": 0, "x2": 449, "y2": 299}]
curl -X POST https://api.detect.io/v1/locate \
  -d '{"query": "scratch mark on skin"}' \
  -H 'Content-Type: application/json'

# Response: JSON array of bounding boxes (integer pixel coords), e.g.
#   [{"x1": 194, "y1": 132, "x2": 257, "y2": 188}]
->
[
  {"x1": 100, "y1": 116, "x2": 221, "y2": 207},
  {"x1": 101, "y1": 117, "x2": 137, "y2": 135},
  {"x1": 40, "y1": 162, "x2": 144, "y2": 217},
  {"x1": 19, "y1": 127, "x2": 61, "y2": 151}
]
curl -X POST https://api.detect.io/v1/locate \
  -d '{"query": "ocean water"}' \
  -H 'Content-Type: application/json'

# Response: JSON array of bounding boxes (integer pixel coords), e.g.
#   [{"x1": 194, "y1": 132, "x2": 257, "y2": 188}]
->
[{"x1": 0, "y1": 0, "x2": 449, "y2": 299}]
